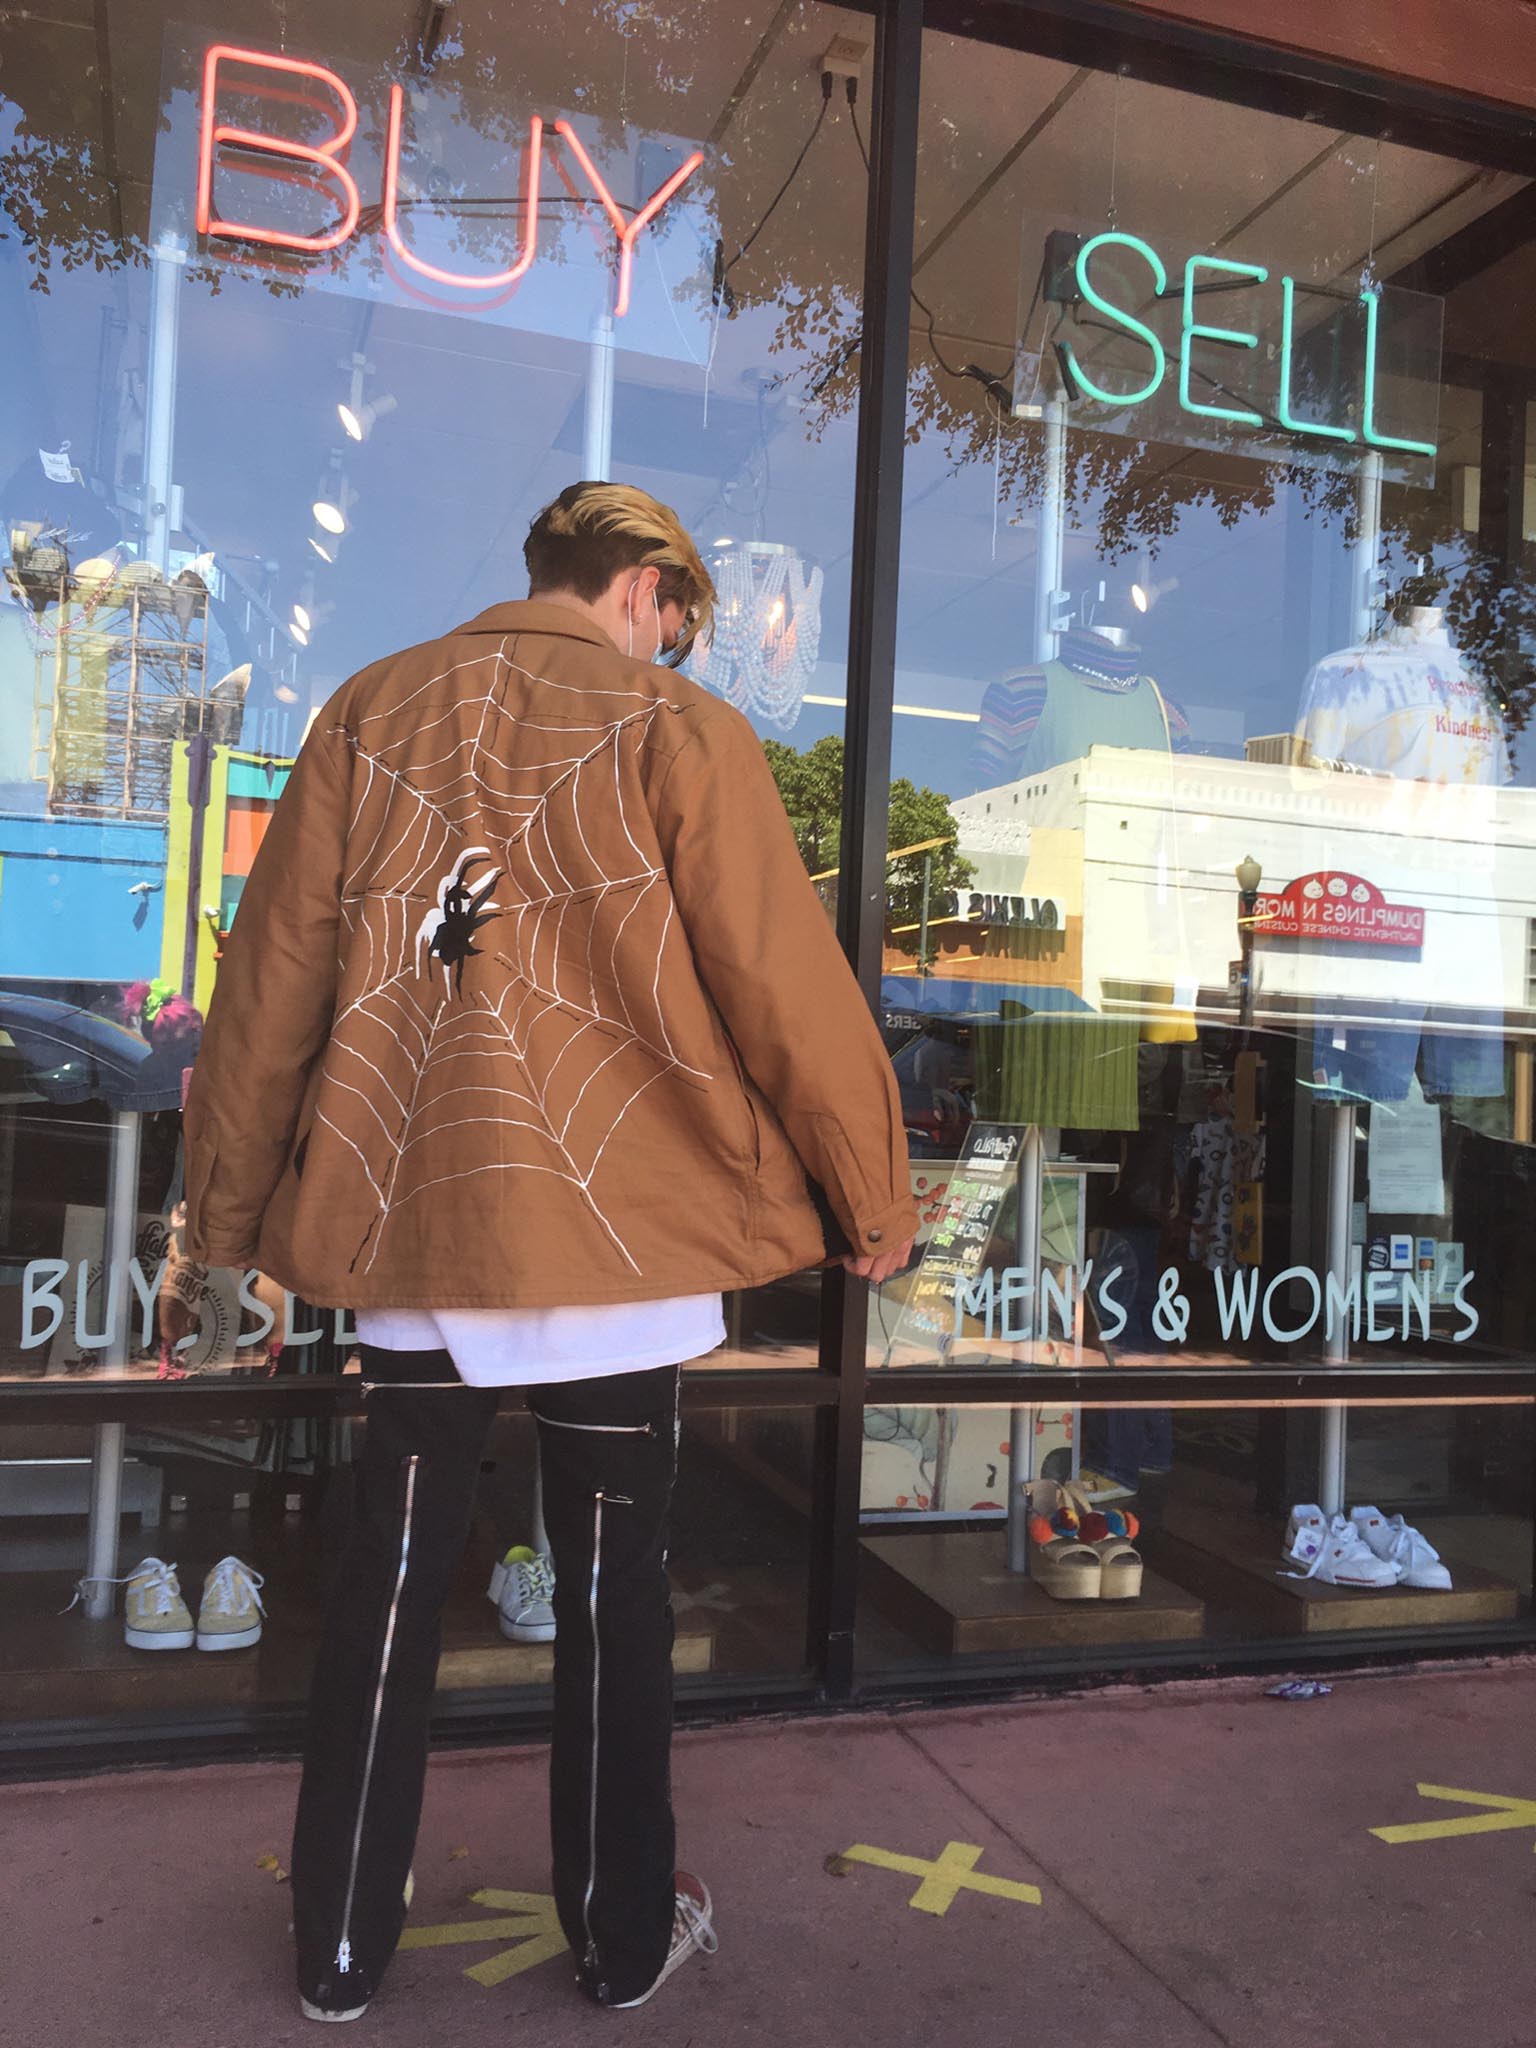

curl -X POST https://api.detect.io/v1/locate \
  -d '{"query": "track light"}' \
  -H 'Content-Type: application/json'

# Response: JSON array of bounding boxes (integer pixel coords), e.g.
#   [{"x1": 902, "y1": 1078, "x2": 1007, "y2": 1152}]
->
[
  {"x1": 313, "y1": 500, "x2": 346, "y2": 535},
  {"x1": 292, "y1": 603, "x2": 312, "y2": 633},
  {"x1": 309, "y1": 538, "x2": 335, "y2": 563},
  {"x1": 289, "y1": 622, "x2": 310, "y2": 647},
  {"x1": 1131, "y1": 573, "x2": 1179, "y2": 614},
  {"x1": 338, "y1": 394, "x2": 397, "y2": 442}
]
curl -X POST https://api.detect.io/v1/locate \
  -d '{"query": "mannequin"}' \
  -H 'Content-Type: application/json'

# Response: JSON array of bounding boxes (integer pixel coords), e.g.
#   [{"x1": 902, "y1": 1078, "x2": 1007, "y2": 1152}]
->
[
  {"x1": 1292, "y1": 599, "x2": 1507, "y2": 786},
  {"x1": 969, "y1": 618, "x2": 1186, "y2": 786}
]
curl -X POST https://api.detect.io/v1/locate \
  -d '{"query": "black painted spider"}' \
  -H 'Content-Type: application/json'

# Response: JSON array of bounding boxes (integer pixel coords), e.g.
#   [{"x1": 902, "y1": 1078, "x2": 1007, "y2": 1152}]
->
[{"x1": 415, "y1": 846, "x2": 504, "y2": 997}]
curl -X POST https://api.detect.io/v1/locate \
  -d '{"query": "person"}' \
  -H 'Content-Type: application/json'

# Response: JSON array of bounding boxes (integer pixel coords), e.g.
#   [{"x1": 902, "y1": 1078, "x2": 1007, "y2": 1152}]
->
[{"x1": 182, "y1": 480, "x2": 917, "y2": 2021}]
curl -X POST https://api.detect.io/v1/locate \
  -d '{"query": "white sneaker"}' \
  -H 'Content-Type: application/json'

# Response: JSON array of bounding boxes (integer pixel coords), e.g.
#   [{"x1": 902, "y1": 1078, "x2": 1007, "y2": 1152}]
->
[
  {"x1": 196, "y1": 1555, "x2": 266, "y2": 1650},
  {"x1": 1350, "y1": 1507, "x2": 1453, "y2": 1590},
  {"x1": 607, "y1": 1872, "x2": 718, "y2": 2008},
  {"x1": 1284, "y1": 1513, "x2": 1402, "y2": 1588},
  {"x1": 1284, "y1": 1503, "x2": 1327, "y2": 1554},
  {"x1": 488, "y1": 1545, "x2": 555, "y2": 1644}
]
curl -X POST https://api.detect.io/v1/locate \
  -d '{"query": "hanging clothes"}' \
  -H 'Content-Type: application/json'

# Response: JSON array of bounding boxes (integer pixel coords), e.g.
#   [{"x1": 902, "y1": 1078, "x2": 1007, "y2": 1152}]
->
[{"x1": 972, "y1": 1012, "x2": 1140, "y2": 1131}]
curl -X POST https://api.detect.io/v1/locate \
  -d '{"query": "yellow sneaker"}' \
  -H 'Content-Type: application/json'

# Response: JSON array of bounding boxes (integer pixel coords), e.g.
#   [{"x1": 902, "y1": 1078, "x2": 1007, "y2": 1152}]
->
[
  {"x1": 123, "y1": 1558, "x2": 195, "y2": 1651},
  {"x1": 195, "y1": 1556, "x2": 265, "y2": 1651}
]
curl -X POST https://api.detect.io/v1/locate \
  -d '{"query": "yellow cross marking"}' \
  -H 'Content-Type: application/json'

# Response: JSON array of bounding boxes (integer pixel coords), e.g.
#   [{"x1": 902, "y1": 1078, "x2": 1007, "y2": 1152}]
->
[
  {"x1": 840, "y1": 1840, "x2": 1043, "y2": 1915},
  {"x1": 1371, "y1": 1785, "x2": 1536, "y2": 1849},
  {"x1": 398, "y1": 1888, "x2": 570, "y2": 1986}
]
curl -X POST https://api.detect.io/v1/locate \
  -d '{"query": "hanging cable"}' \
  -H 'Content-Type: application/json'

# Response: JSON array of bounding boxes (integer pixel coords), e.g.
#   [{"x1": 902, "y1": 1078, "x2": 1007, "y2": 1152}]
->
[{"x1": 716, "y1": 70, "x2": 835, "y2": 303}]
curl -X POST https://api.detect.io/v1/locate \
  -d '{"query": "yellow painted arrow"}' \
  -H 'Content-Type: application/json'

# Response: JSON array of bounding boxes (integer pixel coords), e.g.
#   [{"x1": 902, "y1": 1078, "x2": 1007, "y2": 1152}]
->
[
  {"x1": 398, "y1": 1887, "x2": 570, "y2": 1986},
  {"x1": 1371, "y1": 1784, "x2": 1536, "y2": 1848}
]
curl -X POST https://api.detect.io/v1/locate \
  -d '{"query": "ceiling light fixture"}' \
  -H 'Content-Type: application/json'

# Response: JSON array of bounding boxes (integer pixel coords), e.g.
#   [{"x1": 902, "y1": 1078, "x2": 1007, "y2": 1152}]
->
[
  {"x1": 693, "y1": 539, "x2": 823, "y2": 732},
  {"x1": 313, "y1": 500, "x2": 346, "y2": 535},
  {"x1": 289, "y1": 622, "x2": 310, "y2": 647},
  {"x1": 309, "y1": 537, "x2": 335, "y2": 563},
  {"x1": 292, "y1": 603, "x2": 312, "y2": 632}
]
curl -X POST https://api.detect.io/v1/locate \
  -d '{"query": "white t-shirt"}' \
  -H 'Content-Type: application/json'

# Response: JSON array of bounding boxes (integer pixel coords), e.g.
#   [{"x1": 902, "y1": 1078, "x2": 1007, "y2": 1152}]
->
[{"x1": 355, "y1": 1294, "x2": 726, "y2": 1388}]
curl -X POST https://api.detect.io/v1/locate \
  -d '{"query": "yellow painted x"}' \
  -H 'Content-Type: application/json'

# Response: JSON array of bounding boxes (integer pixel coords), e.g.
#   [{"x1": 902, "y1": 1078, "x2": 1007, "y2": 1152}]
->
[
  {"x1": 1372, "y1": 1785, "x2": 1536, "y2": 1849},
  {"x1": 840, "y1": 1840, "x2": 1042, "y2": 1915}
]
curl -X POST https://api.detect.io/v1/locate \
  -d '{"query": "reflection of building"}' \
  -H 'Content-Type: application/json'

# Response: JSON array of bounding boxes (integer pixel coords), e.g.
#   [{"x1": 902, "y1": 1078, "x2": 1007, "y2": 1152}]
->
[{"x1": 953, "y1": 748, "x2": 1534, "y2": 1034}]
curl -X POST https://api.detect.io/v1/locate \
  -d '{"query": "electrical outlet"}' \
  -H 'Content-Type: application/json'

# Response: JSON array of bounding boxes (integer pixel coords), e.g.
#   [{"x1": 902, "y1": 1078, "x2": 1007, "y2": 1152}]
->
[{"x1": 821, "y1": 35, "x2": 868, "y2": 80}]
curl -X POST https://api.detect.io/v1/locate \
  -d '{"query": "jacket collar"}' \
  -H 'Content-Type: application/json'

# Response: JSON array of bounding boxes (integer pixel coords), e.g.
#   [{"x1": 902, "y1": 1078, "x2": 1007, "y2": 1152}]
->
[{"x1": 455, "y1": 598, "x2": 619, "y2": 652}]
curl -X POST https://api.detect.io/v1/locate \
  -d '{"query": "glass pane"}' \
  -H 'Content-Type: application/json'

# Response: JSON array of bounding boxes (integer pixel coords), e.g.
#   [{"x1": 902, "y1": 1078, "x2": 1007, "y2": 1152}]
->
[
  {"x1": 0, "y1": 1402, "x2": 812, "y2": 1728},
  {"x1": 857, "y1": 1397, "x2": 1535, "y2": 1673},
  {"x1": 0, "y1": 4, "x2": 868, "y2": 1382},
  {"x1": 869, "y1": 32, "x2": 1536, "y2": 1379}
]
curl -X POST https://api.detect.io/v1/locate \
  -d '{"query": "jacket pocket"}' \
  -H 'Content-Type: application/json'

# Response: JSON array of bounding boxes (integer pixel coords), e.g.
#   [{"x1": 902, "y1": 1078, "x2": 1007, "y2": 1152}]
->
[{"x1": 724, "y1": 1045, "x2": 762, "y2": 1173}]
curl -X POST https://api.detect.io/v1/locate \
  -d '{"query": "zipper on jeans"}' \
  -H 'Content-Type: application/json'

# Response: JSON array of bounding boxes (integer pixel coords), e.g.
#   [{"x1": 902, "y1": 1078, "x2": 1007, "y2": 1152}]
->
[
  {"x1": 335, "y1": 1453, "x2": 419, "y2": 1975},
  {"x1": 582, "y1": 1489, "x2": 606, "y2": 1972},
  {"x1": 580, "y1": 1488, "x2": 637, "y2": 1976},
  {"x1": 532, "y1": 1414, "x2": 655, "y2": 1437}
]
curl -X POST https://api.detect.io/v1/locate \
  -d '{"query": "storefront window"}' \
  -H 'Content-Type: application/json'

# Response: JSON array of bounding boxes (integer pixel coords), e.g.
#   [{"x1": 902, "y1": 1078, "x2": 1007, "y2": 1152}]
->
[
  {"x1": 831, "y1": 27, "x2": 1536, "y2": 1675},
  {"x1": 0, "y1": 1, "x2": 865, "y2": 1731},
  {"x1": 860, "y1": 40, "x2": 1536, "y2": 1383}
]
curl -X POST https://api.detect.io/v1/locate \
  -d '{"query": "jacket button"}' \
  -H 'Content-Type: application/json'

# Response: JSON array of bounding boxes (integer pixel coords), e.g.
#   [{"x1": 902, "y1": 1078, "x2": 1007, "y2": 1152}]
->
[{"x1": 868, "y1": 1228, "x2": 883, "y2": 1244}]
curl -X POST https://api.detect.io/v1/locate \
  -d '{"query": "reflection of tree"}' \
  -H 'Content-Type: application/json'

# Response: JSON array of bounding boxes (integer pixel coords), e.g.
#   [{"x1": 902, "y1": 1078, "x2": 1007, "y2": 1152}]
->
[{"x1": 762, "y1": 733, "x2": 974, "y2": 939}]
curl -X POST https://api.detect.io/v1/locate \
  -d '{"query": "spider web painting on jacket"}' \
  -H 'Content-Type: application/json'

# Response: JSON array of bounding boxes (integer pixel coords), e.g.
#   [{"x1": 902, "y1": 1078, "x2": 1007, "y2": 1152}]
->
[{"x1": 316, "y1": 640, "x2": 712, "y2": 1279}]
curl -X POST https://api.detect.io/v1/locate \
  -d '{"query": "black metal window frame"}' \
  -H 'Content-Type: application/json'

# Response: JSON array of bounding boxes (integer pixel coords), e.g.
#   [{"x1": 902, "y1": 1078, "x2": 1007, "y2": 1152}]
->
[{"x1": 7, "y1": 0, "x2": 1536, "y2": 1775}]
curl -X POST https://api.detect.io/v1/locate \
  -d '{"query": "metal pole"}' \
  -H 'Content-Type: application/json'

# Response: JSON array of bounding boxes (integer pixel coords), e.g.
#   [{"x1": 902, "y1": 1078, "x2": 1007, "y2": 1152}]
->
[
  {"x1": 1352, "y1": 448, "x2": 1383, "y2": 646},
  {"x1": 1003, "y1": 388, "x2": 1071, "y2": 1577},
  {"x1": 81, "y1": 1108, "x2": 142, "y2": 1619},
  {"x1": 917, "y1": 851, "x2": 932, "y2": 974},
  {"x1": 804, "y1": 0, "x2": 923, "y2": 1697},
  {"x1": 1006, "y1": 1124, "x2": 1044, "y2": 1574},
  {"x1": 1319, "y1": 1099, "x2": 1355, "y2": 1516},
  {"x1": 583, "y1": 314, "x2": 616, "y2": 482},
  {"x1": 1032, "y1": 398, "x2": 1068, "y2": 663},
  {"x1": 144, "y1": 233, "x2": 186, "y2": 575}
]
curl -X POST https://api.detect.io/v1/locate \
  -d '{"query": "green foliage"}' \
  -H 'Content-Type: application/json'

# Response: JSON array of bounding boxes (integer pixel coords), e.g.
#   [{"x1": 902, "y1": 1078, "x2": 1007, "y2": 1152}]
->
[{"x1": 762, "y1": 733, "x2": 974, "y2": 941}]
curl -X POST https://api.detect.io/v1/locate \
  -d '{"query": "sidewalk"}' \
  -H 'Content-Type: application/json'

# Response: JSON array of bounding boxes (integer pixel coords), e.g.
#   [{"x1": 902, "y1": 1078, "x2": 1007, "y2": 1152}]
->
[{"x1": 7, "y1": 1660, "x2": 1536, "y2": 2048}]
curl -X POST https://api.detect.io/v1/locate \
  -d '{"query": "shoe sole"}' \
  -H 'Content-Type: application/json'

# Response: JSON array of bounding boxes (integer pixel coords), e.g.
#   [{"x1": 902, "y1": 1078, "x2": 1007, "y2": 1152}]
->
[
  {"x1": 300, "y1": 1999, "x2": 368, "y2": 2022},
  {"x1": 498, "y1": 1617, "x2": 556, "y2": 1644},
  {"x1": 125, "y1": 1627, "x2": 195, "y2": 1650},
  {"x1": 197, "y1": 1625, "x2": 263, "y2": 1651}
]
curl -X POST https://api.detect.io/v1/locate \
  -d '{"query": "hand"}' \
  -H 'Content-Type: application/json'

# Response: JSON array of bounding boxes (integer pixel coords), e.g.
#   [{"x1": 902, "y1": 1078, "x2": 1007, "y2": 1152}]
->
[{"x1": 841, "y1": 1236, "x2": 916, "y2": 1287}]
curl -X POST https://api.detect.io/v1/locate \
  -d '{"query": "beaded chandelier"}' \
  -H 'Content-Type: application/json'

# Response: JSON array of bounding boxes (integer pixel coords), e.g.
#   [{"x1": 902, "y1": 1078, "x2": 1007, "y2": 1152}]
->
[{"x1": 693, "y1": 539, "x2": 822, "y2": 731}]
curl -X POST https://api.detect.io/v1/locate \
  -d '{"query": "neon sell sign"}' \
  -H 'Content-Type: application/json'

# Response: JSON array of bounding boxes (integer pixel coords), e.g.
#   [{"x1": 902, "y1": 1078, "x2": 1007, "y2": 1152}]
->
[
  {"x1": 1252, "y1": 870, "x2": 1425, "y2": 948},
  {"x1": 194, "y1": 44, "x2": 703, "y2": 316},
  {"x1": 1057, "y1": 230, "x2": 1437, "y2": 460}
]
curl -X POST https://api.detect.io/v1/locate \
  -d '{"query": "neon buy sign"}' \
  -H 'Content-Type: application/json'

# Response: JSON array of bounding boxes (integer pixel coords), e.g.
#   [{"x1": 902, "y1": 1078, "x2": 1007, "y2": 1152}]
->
[
  {"x1": 195, "y1": 44, "x2": 704, "y2": 315},
  {"x1": 1060, "y1": 231, "x2": 1435, "y2": 459}
]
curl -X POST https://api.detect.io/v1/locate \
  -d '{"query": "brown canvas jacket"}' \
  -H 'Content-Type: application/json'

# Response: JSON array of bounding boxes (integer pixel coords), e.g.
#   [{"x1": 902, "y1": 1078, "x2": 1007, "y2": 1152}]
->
[{"x1": 183, "y1": 601, "x2": 918, "y2": 1307}]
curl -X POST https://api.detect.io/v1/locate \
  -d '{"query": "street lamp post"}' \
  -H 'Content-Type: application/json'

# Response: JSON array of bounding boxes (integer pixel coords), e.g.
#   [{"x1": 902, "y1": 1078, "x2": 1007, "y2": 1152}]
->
[{"x1": 1235, "y1": 853, "x2": 1262, "y2": 1033}]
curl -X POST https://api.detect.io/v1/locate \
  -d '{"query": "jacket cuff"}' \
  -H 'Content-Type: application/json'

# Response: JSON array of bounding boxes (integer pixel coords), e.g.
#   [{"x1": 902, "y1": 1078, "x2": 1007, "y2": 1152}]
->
[{"x1": 845, "y1": 1193, "x2": 921, "y2": 1258}]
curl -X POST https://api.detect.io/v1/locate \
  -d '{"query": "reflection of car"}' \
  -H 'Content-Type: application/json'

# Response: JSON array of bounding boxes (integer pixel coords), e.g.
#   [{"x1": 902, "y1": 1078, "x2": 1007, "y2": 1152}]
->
[{"x1": 888, "y1": 1027, "x2": 972, "y2": 1156}]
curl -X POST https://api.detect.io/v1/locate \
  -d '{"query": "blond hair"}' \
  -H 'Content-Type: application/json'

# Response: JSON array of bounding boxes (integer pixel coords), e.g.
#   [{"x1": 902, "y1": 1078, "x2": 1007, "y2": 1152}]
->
[{"x1": 525, "y1": 481, "x2": 715, "y2": 663}]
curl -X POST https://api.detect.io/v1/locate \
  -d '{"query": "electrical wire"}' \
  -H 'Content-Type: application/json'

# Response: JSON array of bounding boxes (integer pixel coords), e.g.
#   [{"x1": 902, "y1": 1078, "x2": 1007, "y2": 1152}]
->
[{"x1": 720, "y1": 73, "x2": 834, "y2": 282}]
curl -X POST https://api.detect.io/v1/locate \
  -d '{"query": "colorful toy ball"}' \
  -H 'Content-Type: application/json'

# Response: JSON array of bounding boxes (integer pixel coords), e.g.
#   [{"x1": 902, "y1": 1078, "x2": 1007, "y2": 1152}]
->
[{"x1": 1080, "y1": 1511, "x2": 1112, "y2": 1543}]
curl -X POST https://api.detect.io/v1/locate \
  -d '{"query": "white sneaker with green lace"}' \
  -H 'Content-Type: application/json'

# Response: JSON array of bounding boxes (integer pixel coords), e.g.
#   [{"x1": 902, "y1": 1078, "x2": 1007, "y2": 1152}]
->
[
  {"x1": 488, "y1": 1545, "x2": 556, "y2": 1644},
  {"x1": 123, "y1": 1557, "x2": 196, "y2": 1651},
  {"x1": 196, "y1": 1555, "x2": 265, "y2": 1650}
]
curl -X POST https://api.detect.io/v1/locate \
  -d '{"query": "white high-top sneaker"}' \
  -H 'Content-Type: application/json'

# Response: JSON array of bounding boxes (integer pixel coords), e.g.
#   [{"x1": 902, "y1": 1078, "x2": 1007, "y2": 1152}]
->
[
  {"x1": 1284, "y1": 1513, "x2": 1402, "y2": 1588},
  {"x1": 1350, "y1": 1508, "x2": 1453, "y2": 1590}
]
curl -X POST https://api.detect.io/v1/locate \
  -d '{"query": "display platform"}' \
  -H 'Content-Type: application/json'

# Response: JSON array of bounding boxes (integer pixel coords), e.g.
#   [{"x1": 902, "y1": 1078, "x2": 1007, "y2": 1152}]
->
[
  {"x1": 860, "y1": 1528, "x2": 1207, "y2": 1655},
  {"x1": 1152, "y1": 1504, "x2": 1521, "y2": 1635},
  {"x1": 437, "y1": 1619, "x2": 714, "y2": 1687}
]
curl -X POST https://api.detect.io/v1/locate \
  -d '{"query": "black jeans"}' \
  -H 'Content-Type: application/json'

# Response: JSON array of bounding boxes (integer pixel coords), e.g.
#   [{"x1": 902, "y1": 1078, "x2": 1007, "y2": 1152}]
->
[{"x1": 291, "y1": 1347, "x2": 681, "y2": 2011}]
